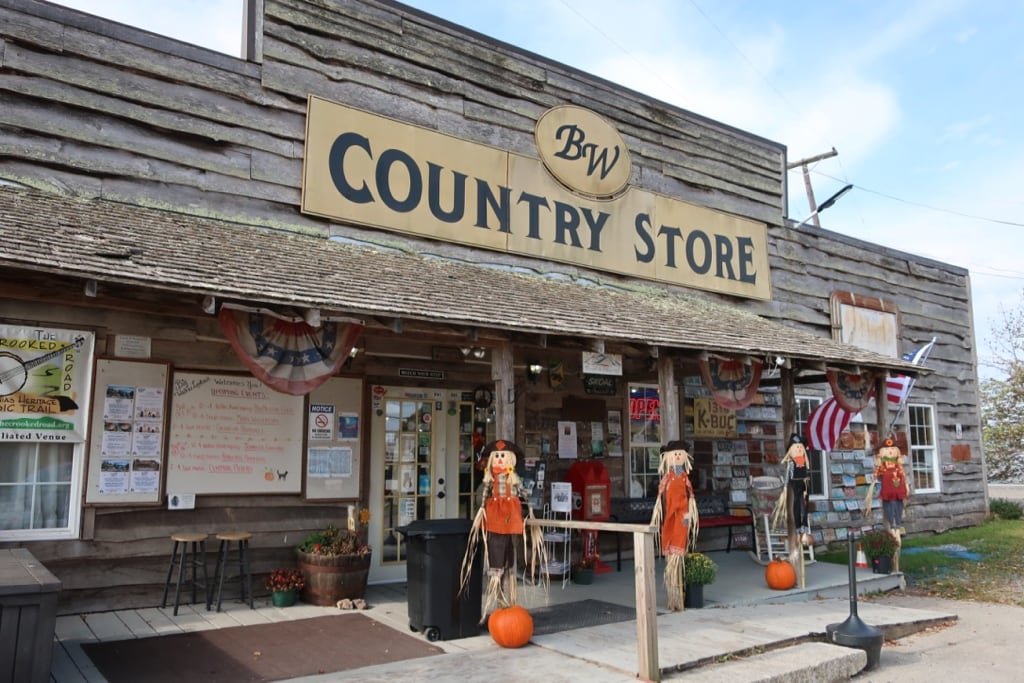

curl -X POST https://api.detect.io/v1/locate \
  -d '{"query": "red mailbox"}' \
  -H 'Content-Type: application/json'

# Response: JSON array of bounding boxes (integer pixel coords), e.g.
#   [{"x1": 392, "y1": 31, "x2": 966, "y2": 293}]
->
[
  {"x1": 566, "y1": 460, "x2": 612, "y2": 574},
  {"x1": 566, "y1": 460, "x2": 611, "y2": 521}
]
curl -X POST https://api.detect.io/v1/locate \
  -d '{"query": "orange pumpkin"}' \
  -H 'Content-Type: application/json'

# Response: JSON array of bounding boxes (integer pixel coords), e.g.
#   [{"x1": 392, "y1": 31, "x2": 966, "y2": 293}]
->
[
  {"x1": 765, "y1": 558, "x2": 796, "y2": 590},
  {"x1": 488, "y1": 605, "x2": 533, "y2": 648}
]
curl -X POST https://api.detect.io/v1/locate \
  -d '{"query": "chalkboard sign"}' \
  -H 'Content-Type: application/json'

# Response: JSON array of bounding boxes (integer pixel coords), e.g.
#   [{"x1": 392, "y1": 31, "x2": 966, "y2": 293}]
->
[{"x1": 165, "y1": 372, "x2": 304, "y2": 495}]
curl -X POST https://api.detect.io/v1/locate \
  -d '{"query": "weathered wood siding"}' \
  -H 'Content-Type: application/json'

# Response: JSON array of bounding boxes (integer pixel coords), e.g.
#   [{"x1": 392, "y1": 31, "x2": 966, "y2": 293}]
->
[{"x1": 764, "y1": 225, "x2": 985, "y2": 532}]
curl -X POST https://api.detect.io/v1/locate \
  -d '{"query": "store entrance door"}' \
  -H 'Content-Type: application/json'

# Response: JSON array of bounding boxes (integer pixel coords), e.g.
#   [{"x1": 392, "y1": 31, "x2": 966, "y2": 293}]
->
[{"x1": 367, "y1": 387, "x2": 487, "y2": 583}]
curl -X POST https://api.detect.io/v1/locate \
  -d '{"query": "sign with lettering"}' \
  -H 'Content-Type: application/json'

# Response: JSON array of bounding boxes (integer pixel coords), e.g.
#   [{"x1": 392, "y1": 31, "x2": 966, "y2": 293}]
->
[
  {"x1": 583, "y1": 375, "x2": 618, "y2": 395},
  {"x1": 166, "y1": 372, "x2": 304, "y2": 494},
  {"x1": 0, "y1": 325, "x2": 95, "y2": 442},
  {"x1": 302, "y1": 97, "x2": 771, "y2": 300},
  {"x1": 693, "y1": 397, "x2": 737, "y2": 438}
]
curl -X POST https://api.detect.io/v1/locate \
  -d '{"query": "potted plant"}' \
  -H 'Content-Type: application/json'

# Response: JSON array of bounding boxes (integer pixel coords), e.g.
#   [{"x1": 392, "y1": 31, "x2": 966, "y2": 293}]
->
[
  {"x1": 683, "y1": 552, "x2": 717, "y2": 608},
  {"x1": 861, "y1": 529, "x2": 899, "y2": 574},
  {"x1": 265, "y1": 568, "x2": 305, "y2": 607},
  {"x1": 296, "y1": 524, "x2": 372, "y2": 606},
  {"x1": 572, "y1": 555, "x2": 597, "y2": 585}
]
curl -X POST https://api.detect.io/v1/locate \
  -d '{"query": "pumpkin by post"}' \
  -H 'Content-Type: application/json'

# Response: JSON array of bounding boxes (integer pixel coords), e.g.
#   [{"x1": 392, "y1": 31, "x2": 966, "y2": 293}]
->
[
  {"x1": 765, "y1": 558, "x2": 796, "y2": 590},
  {"x1": 488, "y1": 605, "x2": 533, "y2": 648}
]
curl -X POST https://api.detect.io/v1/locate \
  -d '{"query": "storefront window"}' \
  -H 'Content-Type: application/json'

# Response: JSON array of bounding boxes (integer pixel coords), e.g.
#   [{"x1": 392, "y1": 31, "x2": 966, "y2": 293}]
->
[
  {"x1": 794, "y1": 396, "x2": 827, "y2": 498},
  {"x1": 908, "y1": 404, "x2": 939, "y2": 492},
  {"x1": 628, "y1": 384, "x2": 661, "y2": 498},
  {"x1": 0, "y1": 442, "x2": 79, "y2": 538}
]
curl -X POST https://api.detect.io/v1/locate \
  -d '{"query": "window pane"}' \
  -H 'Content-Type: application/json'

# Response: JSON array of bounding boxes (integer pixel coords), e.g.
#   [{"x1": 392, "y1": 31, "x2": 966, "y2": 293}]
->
[
  {"x1": 0, "y1": 485, "x2": 32, "y2": 530},
  {"x1": 908, "y1": 405, "x2": 937, "y2": 492}
]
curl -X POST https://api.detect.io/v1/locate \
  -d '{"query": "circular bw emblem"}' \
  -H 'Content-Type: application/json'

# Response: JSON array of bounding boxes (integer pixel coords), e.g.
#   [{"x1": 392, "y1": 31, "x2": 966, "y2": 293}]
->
[{"x1": 535, "y1": 105, "x2": 632, "y2": 199}]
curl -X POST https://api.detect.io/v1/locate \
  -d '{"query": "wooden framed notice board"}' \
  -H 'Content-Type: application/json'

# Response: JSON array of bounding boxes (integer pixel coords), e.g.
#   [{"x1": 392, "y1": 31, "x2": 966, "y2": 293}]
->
[
  {"x1": 165, "y1": 371, "x2": 304, "y2": 495},
  {"x1": 304, "y1": 376, "x2": 364, "y2": 500},
  {"x1": 85, "y1": 358, "x2": 170, "y2": 505}
]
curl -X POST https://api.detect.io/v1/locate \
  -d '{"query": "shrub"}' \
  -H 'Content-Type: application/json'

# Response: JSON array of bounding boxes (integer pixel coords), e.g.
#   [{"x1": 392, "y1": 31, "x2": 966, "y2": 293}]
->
[{"x1": 990, "y1": 498, "x2": 1023, "y2": 520}]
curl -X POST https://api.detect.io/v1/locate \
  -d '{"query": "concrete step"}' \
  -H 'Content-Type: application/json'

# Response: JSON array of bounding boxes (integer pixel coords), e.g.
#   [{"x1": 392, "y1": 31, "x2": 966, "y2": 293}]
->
[{"x1": 670, "y1": 641, "x2": 867, "y2": 682}]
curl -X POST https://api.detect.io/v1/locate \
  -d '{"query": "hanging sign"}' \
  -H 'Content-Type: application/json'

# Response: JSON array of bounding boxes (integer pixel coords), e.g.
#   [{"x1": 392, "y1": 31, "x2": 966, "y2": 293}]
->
[{"x1": 0, "y1": 325, "x2": 95, "y2": 442}]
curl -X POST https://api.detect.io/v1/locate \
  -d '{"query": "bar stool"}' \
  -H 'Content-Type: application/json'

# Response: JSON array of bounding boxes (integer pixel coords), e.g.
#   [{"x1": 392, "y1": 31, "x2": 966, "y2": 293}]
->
[
  {"x1": 160, "y1": 532, "x2": 209, "y2": 616},
  {"x1": 208, "y1": 531, "x2": 255, "y2": 612}
]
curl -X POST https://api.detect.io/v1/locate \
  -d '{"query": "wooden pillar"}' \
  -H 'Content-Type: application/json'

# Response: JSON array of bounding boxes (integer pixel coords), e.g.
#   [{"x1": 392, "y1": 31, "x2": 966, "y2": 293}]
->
[
  {"x1": 874, "y1": 374, "x2": 889, "y2": 441},
  {"x1": 657, "y1": 352, "x2": 679, "y2": 442},
  {"x1": 492, "y1": 342, "x2": 516, "y2": 440},
  {"x1": 633, "y1": 529, "x2": 660, "y2": 681},
  {"x1": 780, "y1": 364, "x2": 796, "y2": 440}
]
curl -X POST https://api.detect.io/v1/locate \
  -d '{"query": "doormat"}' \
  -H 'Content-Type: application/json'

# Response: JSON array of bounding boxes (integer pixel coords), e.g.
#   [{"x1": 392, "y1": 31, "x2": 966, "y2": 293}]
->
[
  {"x1": 528, "y1": 599, "x2": 637, "y2": 636},
  {"x1": 82, "y1": 613, "x2": 443, "y2": 683}
]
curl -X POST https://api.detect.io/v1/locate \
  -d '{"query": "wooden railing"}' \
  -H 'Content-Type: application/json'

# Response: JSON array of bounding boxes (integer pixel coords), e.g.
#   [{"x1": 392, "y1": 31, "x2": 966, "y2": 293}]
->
[{"x1": 526, "y1": 517, "x2": 661, "y2": 681}]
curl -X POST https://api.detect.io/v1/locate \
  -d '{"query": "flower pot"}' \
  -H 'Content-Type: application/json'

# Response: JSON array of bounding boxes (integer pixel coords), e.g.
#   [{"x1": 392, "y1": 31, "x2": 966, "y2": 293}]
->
[
  {"x1": 573, "y1": 568, "x2": 594, "y2": 585},
  {"x1": 296, "y1": 550, "x2": 371, "y2": 606},
  {"x1": 272, "y1": 588, "x2": 297, "y2": 607},
  {"x1": 872, "y1": 555, "x2": 893, "y2": 575},
  {"x1": 683, "y1": 583, "x2": 704, "y2": 609}
]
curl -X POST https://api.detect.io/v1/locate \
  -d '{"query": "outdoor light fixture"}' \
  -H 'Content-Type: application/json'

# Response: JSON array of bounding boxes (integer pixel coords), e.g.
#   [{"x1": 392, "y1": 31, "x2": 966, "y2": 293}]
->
[
  {"x1": 461, "y1": 346, "x2": 487, "y2": 359},
  {"x1": 794, "y1": 183, "x2": 853, "y2": 229},
  {"x1": 527, "y1": 362, "x2": 544, "y2": 380}
]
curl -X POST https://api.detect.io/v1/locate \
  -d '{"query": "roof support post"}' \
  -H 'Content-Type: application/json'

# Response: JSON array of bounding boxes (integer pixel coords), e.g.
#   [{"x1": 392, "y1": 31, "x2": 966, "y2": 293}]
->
[
  {"x1": 491, "y1": 342, "x2": 515, "y2": 440},
  {"x1": 780, "y1": 363, "x2": 795, "y2": 440},
  {"x1": 656, "y1": 352, "x2": 679, "y2": 442},
  {"x1": 874, "y1": 374, "x2": 889, "y2": 439}
]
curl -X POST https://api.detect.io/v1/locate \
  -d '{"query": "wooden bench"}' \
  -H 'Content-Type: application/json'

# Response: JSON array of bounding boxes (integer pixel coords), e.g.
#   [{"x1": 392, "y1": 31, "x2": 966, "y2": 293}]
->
[{"x1": 609, "y1": 495, "x2": 753, "y2": 570}]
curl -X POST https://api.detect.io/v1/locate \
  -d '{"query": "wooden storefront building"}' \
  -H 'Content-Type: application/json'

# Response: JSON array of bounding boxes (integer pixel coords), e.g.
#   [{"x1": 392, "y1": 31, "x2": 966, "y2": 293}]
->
[{"x1": 0, "y1": 0, "x2": 986, "y2": 614}]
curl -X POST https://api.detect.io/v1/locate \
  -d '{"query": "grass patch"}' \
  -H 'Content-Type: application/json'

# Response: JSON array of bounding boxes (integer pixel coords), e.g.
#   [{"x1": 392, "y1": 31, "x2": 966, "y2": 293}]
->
[{"x1": 818, "y1": 519, "x2": 1024, "y2": 605}]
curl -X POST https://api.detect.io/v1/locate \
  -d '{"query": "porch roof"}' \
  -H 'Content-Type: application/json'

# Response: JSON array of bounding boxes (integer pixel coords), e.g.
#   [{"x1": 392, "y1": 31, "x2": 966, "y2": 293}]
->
[{"x1": 0, "y1": 186, "x2": 924, "y2": 375}]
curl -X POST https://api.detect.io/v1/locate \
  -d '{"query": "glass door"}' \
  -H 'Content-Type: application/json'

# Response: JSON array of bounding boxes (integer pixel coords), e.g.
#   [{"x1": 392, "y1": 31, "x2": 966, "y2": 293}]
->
[{"x1": 368, "y1": 387, "x2": 460, "y2": 583}]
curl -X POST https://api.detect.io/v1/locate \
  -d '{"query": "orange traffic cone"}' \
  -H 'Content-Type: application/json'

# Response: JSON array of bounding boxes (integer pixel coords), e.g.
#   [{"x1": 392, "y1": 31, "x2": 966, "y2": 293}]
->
[{"x1": 855, "y1": 543, "x2": 868, "y2": 569}]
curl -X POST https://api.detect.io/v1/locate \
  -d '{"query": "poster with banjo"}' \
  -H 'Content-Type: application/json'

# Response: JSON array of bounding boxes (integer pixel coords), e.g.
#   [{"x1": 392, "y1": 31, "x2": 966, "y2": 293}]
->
[{"x1": 0, "y1": 325, "x2": 95, "y2": 442}]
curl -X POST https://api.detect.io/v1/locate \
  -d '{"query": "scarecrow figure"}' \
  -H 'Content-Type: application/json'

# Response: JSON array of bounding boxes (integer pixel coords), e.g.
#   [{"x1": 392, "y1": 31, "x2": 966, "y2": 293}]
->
[
  {"x1": 460, "y1": 440, "x2": 545, "y2": 619},
  {"x1": 865, "y1": 436, "x2": 911, "y2": 535},
  {"x1": 650, "y1": 440, "x2": 699, "y2": 611},
  {"x1": 772, "y1": 434, "x2": 812, "y2": 544}
]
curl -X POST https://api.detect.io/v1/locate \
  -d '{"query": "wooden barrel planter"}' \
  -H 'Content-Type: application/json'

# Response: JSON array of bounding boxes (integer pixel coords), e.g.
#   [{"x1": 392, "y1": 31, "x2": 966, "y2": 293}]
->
[{"x1": 296, "y1": 550, "x2": 371, "y2": 606}]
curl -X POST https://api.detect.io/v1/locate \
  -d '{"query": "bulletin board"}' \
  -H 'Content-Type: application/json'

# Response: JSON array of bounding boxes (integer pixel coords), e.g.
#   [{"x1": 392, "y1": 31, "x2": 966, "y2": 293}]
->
[
  {"x1": 304, "y1": 376, "x2": 364, "y2": 500},
  {"x1": 165, "y1": 371, "x2": 304, "y2": 495},
  {"x1": 85, "y1": 358, "x2": 170, "y2": 505}
]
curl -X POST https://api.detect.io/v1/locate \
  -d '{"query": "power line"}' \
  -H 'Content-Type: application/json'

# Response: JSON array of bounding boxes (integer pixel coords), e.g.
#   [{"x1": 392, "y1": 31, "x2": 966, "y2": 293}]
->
[{"x1": 799, "y1": 169, "x2": 1024, "y2": 229}]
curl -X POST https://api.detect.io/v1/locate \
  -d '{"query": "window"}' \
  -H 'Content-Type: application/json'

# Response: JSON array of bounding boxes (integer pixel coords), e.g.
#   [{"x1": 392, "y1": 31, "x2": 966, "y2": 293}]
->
[
  {"x1": 0, "y1": 442, "x2": 83, "y2": 539},
  {"x1": 794, "y1": 396, "x2": 828, "y2": 498},
  {"x1": 628, "y1": 384, "x2": 662, "y2": 498},
  {"x1": 907, "y1": 404, "x2": 939, "y2": 492}
]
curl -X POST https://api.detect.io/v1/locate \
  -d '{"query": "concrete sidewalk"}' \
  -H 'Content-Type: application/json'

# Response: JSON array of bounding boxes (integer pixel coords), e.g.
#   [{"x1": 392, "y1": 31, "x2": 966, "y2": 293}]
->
[
  {"x1": 291, "y1": 599, "x2": 954, "y2": 682},
  {"x1": 285, "y1": 552, "x2": 950, "y2": 682}
]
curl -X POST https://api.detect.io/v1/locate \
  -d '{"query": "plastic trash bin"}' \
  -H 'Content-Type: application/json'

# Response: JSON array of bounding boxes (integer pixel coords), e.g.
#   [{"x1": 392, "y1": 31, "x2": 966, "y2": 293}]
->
[{"x1": 398, "y1": 518, "x2": 482, "y2": 641}]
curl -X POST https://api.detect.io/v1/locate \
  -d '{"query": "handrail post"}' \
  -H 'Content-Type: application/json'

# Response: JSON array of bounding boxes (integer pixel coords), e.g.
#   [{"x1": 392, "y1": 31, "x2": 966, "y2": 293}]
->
[{"x1": 634, "y1": 529, "x2": 660, "y2": 681}]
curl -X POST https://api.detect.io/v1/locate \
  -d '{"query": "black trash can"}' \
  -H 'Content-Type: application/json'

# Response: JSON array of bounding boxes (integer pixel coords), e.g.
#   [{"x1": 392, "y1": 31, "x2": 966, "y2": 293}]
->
[{"x1": 398, "y1": 518, "x2": 482, "y2": 641}]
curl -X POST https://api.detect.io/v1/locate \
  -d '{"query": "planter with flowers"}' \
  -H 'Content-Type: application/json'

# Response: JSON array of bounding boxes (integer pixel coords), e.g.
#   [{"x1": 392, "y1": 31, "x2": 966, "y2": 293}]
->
[
  {"x1": 682, "y1": 552, "x2": 717, "y2": 608},
  {"x1": 860, "y1": 529, "x2": 899, "y2": 574},
  {"x1": 572, "y1": 554, "x2": 597, "y2": 585},
  {"x1": 265, "y1": 568, "x2": 305, "y2": 607},
  {"x1": 296, "y1": 524, "x2": 372, "y2": 606}
]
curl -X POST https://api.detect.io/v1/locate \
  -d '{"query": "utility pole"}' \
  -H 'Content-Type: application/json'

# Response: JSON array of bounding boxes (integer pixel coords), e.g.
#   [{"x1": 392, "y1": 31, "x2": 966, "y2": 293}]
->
[{"x1": 787, "y1": 148, "x2": 838, "y2": 227}]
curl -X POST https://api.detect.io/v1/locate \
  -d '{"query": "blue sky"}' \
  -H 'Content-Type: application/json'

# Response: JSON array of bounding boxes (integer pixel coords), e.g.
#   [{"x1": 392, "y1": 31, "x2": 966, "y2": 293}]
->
[{"x1": 51, "y1": 1, "x2": 1024, "y2": 379}]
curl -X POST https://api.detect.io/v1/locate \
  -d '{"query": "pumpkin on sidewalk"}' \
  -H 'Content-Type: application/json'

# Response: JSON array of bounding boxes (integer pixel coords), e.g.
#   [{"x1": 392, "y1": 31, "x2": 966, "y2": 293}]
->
[{"x1": 487, "y1": 605, "x2": 533, "y2": 648}]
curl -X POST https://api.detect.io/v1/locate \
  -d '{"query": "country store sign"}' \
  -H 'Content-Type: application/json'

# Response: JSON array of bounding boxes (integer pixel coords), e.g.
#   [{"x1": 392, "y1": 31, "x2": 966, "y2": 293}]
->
[{"x1": 302, "y1": 97, "x2": 771, "y2": 300}]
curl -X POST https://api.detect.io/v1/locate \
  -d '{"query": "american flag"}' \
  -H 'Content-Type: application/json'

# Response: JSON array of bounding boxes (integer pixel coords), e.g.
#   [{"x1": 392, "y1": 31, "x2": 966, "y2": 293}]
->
[
  {"x1": 805, "y1": 396, "x2": 855, "y2": 451},
  {"x1": 806, "y1": 339, "x2": 935, "y2": 451},
  {"x1": 885, "y1": 340, "x2": 935, "y2": 405}
]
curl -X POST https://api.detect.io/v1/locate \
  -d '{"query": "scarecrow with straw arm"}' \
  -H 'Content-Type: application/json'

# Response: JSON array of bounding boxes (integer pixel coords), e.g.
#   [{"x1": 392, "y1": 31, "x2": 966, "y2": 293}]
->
[
  {"x1": 650, "y1": 440, "x2": 699, "y2": 611},
  {"x1": 864, "y1": 436, "x2": 910, "y2": 567},
  {"x1": 459, "y1": 440, "x2": 546, "y2": 619}
]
